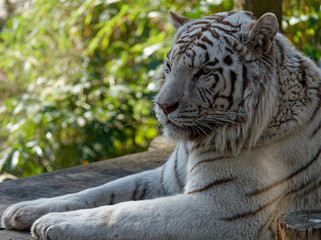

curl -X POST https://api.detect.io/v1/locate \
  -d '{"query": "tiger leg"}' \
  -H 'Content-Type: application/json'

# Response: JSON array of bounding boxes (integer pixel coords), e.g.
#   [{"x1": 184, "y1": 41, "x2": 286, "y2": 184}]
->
[
  {"x1": 30, "y1": 193, "x2": 261, "y2": 240},
  {"x1": 1, "y1": 143, "x2": 187, "y2": 230}
]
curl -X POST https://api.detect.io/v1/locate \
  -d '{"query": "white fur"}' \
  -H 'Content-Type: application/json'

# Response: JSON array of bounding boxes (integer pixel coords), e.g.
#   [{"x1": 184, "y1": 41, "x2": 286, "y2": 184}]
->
[{"x1": 2, "y1": 11, "x2": 321, "y2": 240}]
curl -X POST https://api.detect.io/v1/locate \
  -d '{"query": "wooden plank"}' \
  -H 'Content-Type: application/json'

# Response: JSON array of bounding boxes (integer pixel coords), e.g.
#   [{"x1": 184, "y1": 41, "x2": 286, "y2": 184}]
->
[
  {"x1": 276, "y1": 210, "x2": 321, "y2": 240},
  {"x1": 0, "y1": 147, "x2": 173, "y2": 240}
]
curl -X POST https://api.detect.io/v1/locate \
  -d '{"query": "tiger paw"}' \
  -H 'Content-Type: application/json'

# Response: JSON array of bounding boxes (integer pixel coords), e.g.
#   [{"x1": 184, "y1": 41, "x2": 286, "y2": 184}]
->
[
  {"x1": 1, "y1": 197, "x2": 81, "y2": 230},
  {"x1": 31, "y1": 207, "x2": 113, "y2": 240},
  {"x1": 1, "y1": 199, "x2": 51, "y2": 230}
]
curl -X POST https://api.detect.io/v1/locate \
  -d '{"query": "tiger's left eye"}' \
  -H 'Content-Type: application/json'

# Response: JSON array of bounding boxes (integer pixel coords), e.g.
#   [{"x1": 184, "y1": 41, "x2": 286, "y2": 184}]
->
[{"x1": 194, "y1": 68, "x2": 210, "y2": 80}]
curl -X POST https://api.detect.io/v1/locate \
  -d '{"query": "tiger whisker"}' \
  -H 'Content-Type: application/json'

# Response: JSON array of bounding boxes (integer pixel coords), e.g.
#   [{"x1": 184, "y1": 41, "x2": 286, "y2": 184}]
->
[
  {"x1": 197, "y1": 120, "x2": 215, "y2": 131},
  {"x1": 201, "y1": 117, "x2": 237, "y2": 125},
  {"x1": 195, "y1": 124, "x2": 210, "y2": 137}
]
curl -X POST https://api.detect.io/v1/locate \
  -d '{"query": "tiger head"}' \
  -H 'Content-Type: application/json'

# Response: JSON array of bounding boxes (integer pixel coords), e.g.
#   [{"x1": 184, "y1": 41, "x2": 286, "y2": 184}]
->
[{"x1": 155, "y1": 11, "x2": 279, "y2": 153}]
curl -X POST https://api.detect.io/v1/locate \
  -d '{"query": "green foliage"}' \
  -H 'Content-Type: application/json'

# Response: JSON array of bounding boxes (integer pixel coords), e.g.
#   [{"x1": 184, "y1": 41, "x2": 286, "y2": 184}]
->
[
  {"x1": 283, "y1": 0, "x2": 321, "y2": 62},
  {"x1": 0, "y1": 0, "x2": 233, "y2": 177}
]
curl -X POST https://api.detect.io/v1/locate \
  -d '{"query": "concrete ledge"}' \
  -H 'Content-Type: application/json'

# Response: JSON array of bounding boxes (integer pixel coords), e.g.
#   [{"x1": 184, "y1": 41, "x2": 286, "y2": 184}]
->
[{"x1": 0, "y1": 146, "x2": 174, "y2": 239}]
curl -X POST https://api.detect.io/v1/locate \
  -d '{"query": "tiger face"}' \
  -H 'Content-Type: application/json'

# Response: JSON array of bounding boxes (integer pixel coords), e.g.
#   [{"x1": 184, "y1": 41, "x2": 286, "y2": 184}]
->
[{"x1": 155, "y1": 11, "x2": 279, "y2": 149}]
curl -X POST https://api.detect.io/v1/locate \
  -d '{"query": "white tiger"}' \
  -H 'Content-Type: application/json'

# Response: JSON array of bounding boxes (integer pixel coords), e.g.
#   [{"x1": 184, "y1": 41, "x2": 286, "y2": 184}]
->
[{"x1": 2, "y1": 10, "x2": 321, "y2": 240}]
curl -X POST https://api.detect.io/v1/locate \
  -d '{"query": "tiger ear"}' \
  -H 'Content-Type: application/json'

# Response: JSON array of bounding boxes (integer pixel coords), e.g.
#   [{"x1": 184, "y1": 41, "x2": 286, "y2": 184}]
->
[
  {"x1": 248, "y1": 13, "x2": 279, "y2": 52},
  {"x1": 169, "y1": 11, "x2": 192, "y2": 30}
]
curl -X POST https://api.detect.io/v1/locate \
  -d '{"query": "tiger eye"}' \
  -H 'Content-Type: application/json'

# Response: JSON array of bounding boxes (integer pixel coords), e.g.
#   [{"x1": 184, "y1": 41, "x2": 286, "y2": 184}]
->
[
  {"x1": 223, "y1": 55, "x2": 233, "y2": 65},
  {"x1": 194, "y1": 69, "x2": 208, "y2": 80}
]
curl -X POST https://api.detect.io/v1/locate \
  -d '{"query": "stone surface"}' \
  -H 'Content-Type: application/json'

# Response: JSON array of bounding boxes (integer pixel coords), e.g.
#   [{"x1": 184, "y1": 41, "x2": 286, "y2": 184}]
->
[
  {"x1": 0, "y1": 146, "x2": 174, "y2": 240},
  {"x1": 148, "y1": 136, "x2": 177, "y2": 151}
]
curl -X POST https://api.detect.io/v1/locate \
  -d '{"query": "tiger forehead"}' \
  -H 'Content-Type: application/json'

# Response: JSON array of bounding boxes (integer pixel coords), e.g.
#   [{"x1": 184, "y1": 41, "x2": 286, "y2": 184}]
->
[
  {"x1": 169, "y1": 33, "x2": 226, "y2": 69},
  {"x1": 166, "y1": 11, "x2": 257, "y2": 68},
  {"x1": 168, "y1": 14, "x2": 244, "y2": 65},
  {"x1": 170, "y1": 46, "x2": 221, "y2": 70},
  {"x1": 175, "y1": 13, "x2": 242, "y2": 46}
]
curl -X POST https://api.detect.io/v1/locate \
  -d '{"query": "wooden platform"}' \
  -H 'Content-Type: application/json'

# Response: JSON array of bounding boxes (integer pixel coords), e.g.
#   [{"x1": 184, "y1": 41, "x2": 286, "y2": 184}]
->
[{"x1": 0, "y1": 146, "x2": 173, "y2": 240}]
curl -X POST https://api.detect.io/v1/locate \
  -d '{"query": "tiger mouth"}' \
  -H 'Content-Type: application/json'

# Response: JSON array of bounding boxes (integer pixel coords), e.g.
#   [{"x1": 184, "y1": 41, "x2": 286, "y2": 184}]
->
[
  {"x1": 165, "y1": 119, "x2": 216, "y2": 138},
  {"x1": 164, "y1": 120, "x2": 184, "y2": 129}
]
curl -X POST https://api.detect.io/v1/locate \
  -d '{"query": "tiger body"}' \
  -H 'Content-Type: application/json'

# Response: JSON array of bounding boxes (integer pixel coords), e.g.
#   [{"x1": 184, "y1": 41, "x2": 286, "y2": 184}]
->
[{"x1": 2, "y1": 11, "x2": 321, "y2": 240}]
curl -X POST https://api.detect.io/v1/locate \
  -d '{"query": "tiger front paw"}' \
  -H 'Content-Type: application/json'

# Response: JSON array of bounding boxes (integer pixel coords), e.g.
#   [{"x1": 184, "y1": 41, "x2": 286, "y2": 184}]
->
[
  {"x1": 1, "y1": 197, "x2": 79, "y2": 230},
  {"x1": 31, "y1": 207, "x2": 114, "y2": 240},
  {"x1": 1, "y1": 200, "x2": 49, "y2": 230}
]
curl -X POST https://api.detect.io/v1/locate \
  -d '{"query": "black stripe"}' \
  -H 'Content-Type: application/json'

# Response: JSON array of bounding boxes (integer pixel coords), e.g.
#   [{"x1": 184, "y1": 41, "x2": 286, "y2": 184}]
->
[
  {"x1": 212, "y1": 74, "x2": 219, "y2": 85},
  {"x1": 222, "y1": 193, "x2": 283, "y2": 222},
  {"x1": 138, "y1": 182, "x2": 148, "y2": 200},
  {"x1": 185, "y1": 27, "x2": 198, "y2": 34},
  {"x1": 197, "y1": 87, "x2": 208, "y2": 104},
  {"x1": 299, "y1": 59, "x2": 309, "y2": 98},
  {"x1": 204, "y1": 52, "x2": 209, "y2": 63},
  {"x1": 222, "y1": 35, "x2": 231, "y2": 45},
  {"x1": 247, "y1": 146, "x2": 321, "y2": 196},
  {"x1": 131, "y1": 182, "x2": 139, "y2": 200},
  {"x1": 176, "y1": 40, "x2": 190, "y2": 44},
  {"x1": 283, "y1": 176, "x2": 316, "y2": 198},
  {"x1": 190, "y1": 156, "x2": 228, "y2": 173},
  {"x1": 192, "y1": 20, "x2": 211, "y2": 25},
  {"x1": 225, "y1": 174, "x2": 317, "y2": 222},
  {"x1": 206, "y1": 58, "x2": 219, "y2": 66},
  {"x1": 201, "y1": 36, "x2": 214, "y2": 46},
  {"x1": 225, "y1": 47, "x2": 234, "y2": 54},
  {"x1": 187, "y1": 177, "x2": 234, "y2": 194},
  {"x1": 109, "y1": 193, "x2": 115, "y2": 205},
  {"x1": 203, "y1": 87, "x2": 213, "y2": 96},
  {"x1": 212, "y1": 25, "x2": 237, "y2": 34},
  {"x1": 219, "y1": 20, "x2": 241, "y2": 28},
  {"x1": 166, "y1": 50, "x2": 172, "y2": 60},
  {"x1": 208, "y1": 28, "x2": 219, "y2": 39},
  {"x1": 201, "y1": 88, "x2": 213, "y2": 105},
  {"x1": 174, "y1": 145, "x2": 184, "y2": 190},
  {"x1": 159, "y1": 165, "x2": 168, "y2": 196},
  {"x1": 194, "y1": 69, "x2": 208, "y2": 80},
  {"x1": 230, "y1": 70, "x2": 237, "y2": 94},
  {"x1": 196, "y1": 42, "x2": 207, "y2": 50},
  {"x1": 227, "y1": 11, "x2": 237, "y2": 16},
  {"x1": 242, "y1": 63, "x2": 248, "y2": 93},
  {"x1": 190, "y1": 143, "x2": 201, "y2": 153},
  {"x1": 310, "y1": 121, "x2": 321, "y2": 138},
  {"x1": 225, "y1": 70, "x2": 237, "y2": 110},
  {"x1": 190, "y1": 48, "x2": 196, "y2": 56},
  {"x1": 179, "y1": 34, "x2": 191, "y2": 39}
]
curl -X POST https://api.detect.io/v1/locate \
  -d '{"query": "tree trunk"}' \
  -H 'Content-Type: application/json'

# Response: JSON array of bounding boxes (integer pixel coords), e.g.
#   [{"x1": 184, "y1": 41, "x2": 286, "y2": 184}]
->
[
  {"x1": 276, "y1": 210, "x2": 321, "y2": 240},
  {"x1": 234, "y1": 0, "x2": 282, "y2": 31}
]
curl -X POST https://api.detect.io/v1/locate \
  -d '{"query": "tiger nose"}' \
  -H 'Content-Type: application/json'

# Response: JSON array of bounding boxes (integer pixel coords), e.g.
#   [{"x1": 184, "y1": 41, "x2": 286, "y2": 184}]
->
[{"x1": 157, "y1": 102, "x2": 179, "y2": 115}]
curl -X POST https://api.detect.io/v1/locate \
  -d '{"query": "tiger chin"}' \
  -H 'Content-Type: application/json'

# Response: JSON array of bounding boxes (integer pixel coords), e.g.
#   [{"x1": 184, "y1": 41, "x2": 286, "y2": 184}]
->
[{"x1": 2, "y1": 10, "x2": 321, "y2": 240}]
